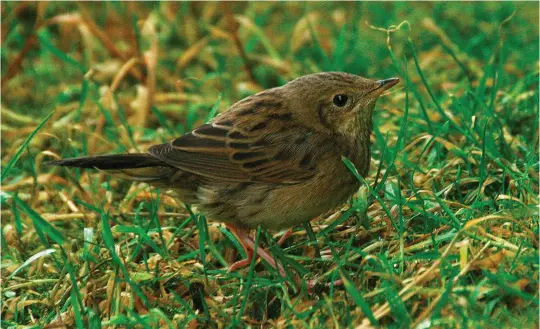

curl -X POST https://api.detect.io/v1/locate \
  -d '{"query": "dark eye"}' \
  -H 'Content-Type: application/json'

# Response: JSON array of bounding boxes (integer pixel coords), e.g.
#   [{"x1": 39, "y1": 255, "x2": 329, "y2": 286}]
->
[{"x1": 332, "y1": 94, "x2": 348, "y2": 107}]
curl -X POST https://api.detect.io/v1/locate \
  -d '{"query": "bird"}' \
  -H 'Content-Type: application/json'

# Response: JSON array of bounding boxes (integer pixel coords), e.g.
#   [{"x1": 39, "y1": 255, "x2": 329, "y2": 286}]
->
[{"x1": 47, "y1": 72, "x2": 399, "y2": 277}]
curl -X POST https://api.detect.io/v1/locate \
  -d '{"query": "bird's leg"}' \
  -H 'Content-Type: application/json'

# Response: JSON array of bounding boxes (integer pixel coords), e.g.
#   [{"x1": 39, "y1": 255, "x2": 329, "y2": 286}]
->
[
  {"x1": 276, "y1": 229, "x2": 293, "y2": 246},
  {"x1": 227, "y1": 230, "x2": 254, "y2": 272},
  {"x1": 226, "y1": 224, "x2": 286, "y2": 277},
  {"x1": 277, "y1": 223, "x2": 321, "y2": 259}
]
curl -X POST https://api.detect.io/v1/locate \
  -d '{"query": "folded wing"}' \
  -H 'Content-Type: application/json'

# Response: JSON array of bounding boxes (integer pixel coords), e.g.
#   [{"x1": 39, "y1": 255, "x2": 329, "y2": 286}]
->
[{"x1": 148, "y1": 108, "x2": 318, "y2": 184}]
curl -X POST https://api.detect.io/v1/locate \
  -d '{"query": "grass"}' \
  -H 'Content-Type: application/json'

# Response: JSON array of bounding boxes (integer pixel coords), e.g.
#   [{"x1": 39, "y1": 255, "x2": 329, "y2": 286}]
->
[{"x1": 1, "y1": 2, "x2": 538, "y2": 328}]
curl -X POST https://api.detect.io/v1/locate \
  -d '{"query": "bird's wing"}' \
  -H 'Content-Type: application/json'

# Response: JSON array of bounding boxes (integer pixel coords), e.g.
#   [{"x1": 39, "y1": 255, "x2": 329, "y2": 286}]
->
[{"x1": 148, "y1": 107, "x2": 319, "y2": 184}]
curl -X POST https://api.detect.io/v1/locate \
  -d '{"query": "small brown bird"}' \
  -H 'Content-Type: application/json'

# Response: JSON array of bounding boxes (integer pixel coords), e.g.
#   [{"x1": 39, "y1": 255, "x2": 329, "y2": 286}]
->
[{"x1": 48, "y1": 72, "x2": 399, "y2": 276}]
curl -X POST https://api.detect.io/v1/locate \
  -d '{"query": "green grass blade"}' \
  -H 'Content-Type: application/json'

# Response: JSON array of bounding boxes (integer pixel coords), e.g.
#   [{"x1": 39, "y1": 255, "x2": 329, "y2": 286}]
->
[
  {"x1": 1, "y1": 110, "x2": 55, "y2": 183},
  {"x1": 3, "y1": 248, "x2": 56, "y2": 287},
  {"x1": 237, "y1": 226, "x2": 260, "y2": 324},
  {"x1": 100, "y1": 211, "x2": 149, "y2": 307},
  {"x1": 340, "y1": 270, "x2": 378, "y2": 326},
  {"x1": 37, "y1": 30, "x2": 86, "y2": 73},
  {"x1": 70, "y1": 288, "x2": 85, "y2": 329},
  {"x1": 12, "y1": 195, "x2": 65, "y2": 245},
  {"x1": 205, "y1": 93, "x2": 222, "y2": 123}
]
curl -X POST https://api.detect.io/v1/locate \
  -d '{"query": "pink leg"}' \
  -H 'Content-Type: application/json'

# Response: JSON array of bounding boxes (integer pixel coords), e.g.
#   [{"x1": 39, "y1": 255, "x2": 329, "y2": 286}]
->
[
  {"x1": 276, "y1": 229, "x2": 293, "y2": 246},
  {"x1": 228, "y1": 246, "x2": 253, "y2": 272},
  {"x1": 226, "y1": 224, "x2": 254, "y2": 272},
  {"x1": 226, "y1": 224, "x2": 286, "y2": 277}
]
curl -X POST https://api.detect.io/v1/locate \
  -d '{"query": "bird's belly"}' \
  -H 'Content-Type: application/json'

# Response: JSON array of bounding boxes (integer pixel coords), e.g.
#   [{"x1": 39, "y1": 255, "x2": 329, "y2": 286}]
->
[
  {"x1": 197, "y1": 168, "x2": 360, "y2": 231},
  {"x1": 252, "y1": 179, "x2": 359, "y2": 230}
]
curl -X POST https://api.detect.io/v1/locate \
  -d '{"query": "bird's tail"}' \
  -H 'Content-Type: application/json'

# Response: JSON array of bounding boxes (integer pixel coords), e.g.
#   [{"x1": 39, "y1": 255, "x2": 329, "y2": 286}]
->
[{"x1": 47, "y1": 153, "x2": 176, "y2": 183}]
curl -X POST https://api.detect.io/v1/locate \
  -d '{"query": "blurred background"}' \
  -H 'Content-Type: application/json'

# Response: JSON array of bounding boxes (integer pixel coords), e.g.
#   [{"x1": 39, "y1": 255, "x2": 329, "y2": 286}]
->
[
  {"x1": 1, "y1": 2, "x2": 538, "y2": 328},
  {"x1": 2, "y1": 2, "x2": 537, "y2": 146}
]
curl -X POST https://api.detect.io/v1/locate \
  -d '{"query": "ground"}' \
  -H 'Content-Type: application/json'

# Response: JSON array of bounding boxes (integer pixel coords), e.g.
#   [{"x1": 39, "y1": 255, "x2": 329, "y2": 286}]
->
[{"x1": 1, "y1": 2, "x2": 538, "y2": 329}]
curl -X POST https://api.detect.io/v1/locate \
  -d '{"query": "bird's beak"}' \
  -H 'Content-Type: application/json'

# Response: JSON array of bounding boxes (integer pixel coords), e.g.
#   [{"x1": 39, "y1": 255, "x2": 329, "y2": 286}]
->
[
  {"x1": 366, "y1": 77, "x2": 400, "y2": 97},
  {"x1": 376, "y1": 77, "x2": 400, "y2": 91}
]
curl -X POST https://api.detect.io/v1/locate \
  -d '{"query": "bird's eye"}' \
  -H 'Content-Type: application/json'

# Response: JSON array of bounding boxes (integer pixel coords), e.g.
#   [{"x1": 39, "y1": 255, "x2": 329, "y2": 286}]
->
[{"x1": 332, "y1": 94, "x2": 348, "y2": 107}]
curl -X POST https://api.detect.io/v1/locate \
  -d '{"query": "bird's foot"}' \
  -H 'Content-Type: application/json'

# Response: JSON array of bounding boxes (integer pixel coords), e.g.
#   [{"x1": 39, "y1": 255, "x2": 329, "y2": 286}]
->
[
  {"x1": 227, "y1": 248, "x2": 253, "y2": 273},
  {"x1": 226, "y1": 224, "x2": 286, "y2": 278}
]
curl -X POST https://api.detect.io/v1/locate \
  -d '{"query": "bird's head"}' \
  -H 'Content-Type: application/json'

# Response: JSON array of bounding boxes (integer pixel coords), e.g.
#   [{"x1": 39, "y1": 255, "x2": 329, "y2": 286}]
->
[{"x1": 282, "y1": 72, "x2": 399, "y2": 138}]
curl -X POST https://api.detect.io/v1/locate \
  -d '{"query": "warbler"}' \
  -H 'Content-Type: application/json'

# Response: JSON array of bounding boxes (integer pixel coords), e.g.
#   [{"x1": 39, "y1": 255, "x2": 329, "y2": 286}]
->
[{"x1": 48, "y1": 72, "x2": 399, "y2": 276}]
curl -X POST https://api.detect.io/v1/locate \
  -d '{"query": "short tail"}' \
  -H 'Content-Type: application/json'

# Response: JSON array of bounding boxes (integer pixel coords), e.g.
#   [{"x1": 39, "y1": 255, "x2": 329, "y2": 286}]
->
[{"x1": 47, "y1": 153, "x2": 176, "y2": 183}]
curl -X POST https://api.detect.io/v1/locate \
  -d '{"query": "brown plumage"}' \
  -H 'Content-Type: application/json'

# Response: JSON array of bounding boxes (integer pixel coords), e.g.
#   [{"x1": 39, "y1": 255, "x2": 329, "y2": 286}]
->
[{"x1": 48, "y1": 72, "x2": 399, "y2": 276}]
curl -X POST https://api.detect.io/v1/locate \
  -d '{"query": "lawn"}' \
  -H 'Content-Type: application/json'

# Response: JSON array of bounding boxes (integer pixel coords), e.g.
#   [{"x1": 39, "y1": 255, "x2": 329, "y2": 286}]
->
[{"x1": 1, "y1": 2, "x2": 538, "y2": 328}]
